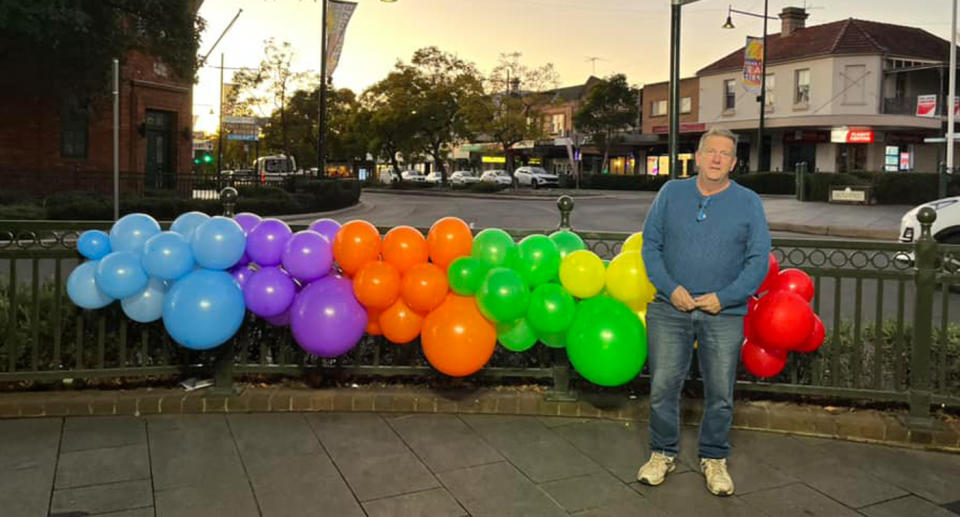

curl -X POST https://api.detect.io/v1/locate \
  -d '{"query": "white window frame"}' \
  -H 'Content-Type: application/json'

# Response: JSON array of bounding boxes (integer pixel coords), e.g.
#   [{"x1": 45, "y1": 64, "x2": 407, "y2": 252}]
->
[{"x1": 794, "y1": 69, "x2": 810, "y2": 106}]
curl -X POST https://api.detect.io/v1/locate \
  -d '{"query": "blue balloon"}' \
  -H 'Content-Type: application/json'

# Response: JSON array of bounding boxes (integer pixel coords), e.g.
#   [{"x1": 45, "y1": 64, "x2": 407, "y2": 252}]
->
[
  {"x1": 142, "y1": 231, "x2": 194, "y2": 281},
  {"x1": 191, "y1": 216, "x2": 246, "y2": 270},
  {"x1": 121, "y1": 278, "x2": 167, "y2": 323},
  {"x1": 95, "y1": 251, "x2": 150, "y2": 299},
  {"x1": 109, "y1": 213, "x2": 160, "y2": 256},
  {"x1": 67, "y1": 260, "x2": 114, "y2": 309},
  {"x1": 77, "y1": 230, "x2": 112, "y2": 260},
  {"x1": 162, "y1": 269, "x2": 246, "y2": 350},
  {"x1": 170, "y1": 211, "x2": 210, "y2": 241}
]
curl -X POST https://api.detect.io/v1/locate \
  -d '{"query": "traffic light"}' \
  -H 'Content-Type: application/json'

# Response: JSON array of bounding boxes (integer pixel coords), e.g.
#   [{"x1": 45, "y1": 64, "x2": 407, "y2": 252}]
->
[
  {"x1": 193, "y1": 157, "x2": 201, "y2": 165},
  {"x1": 202, "y1": 152, "x2": 214, "y2": 164}
]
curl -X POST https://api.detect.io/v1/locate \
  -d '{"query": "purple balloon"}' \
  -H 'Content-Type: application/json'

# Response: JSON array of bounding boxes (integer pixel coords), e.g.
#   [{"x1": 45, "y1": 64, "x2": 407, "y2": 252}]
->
[
  {"x1": 243, "y1": 266, "x2": 296, "y2": 318},
  {"x1": 307, "y1": 218, "x2": 342, "y2": 243},
  {"x1": 230, "y1": 264, "x2": 253, "y2": 289},
  {"x1": 291, "y1": 275, "x2": 367, "y2": 358},
  {"x1": 281, "y1": 230, "x2": 333, "y2": 282},
  {"x1": 234, "y1": 213, "x2": 262, "y2": 235},
  {"x1": 264, "y1": 309, "x2": 290, "y2": 327},
  {"x1": 246, "y1": 218, "x2": 292, "y2": 266}
]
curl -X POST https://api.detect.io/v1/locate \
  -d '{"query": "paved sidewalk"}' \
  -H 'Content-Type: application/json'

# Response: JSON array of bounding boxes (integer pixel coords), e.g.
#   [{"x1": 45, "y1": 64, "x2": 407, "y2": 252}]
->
[{"x1": 3, "y1": 413, "x2": 957, "y2": 517}]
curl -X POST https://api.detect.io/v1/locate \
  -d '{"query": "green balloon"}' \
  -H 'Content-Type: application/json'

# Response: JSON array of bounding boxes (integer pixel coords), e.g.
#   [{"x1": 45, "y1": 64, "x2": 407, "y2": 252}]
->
[
  {"x1": 527, "y1": 283, "x2": 576, "y2": 335},
  {"x1": 472, "y1": 229, "x2": 517, "y2": 268},
  {"x1": 538, "y1": 330, "x2": 567, "y2": 349},
  {"x1": 565, "y1": 296, "x2": 647, "y2": 387},
  {"x1": 447, "y1": 256, "x2": 489, "y2": 295},
  {"x1": 498, "y1": 318, "x2": 538, "y2": 352},
  {"x1": 476, "y1": 267, "x2": 530, "y2": 324},
  {"x1": 515, "y1": 234, "x2": 561, "y2": 286},
  {"x1": 549, "y1": 230, "x2": 586, "y2": 259}
]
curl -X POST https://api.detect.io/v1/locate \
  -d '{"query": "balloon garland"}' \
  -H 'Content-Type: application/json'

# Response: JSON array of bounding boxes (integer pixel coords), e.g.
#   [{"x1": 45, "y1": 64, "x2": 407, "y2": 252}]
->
[{"x1": 68, "y1": 214, "x2": 822, "y2": 385}]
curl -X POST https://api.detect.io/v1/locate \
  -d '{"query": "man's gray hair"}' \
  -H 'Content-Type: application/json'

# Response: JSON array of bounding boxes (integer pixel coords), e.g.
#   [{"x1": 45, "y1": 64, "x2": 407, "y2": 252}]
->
[{"x1": 697, "y1": 127, "x2": 738, "y2": 152}]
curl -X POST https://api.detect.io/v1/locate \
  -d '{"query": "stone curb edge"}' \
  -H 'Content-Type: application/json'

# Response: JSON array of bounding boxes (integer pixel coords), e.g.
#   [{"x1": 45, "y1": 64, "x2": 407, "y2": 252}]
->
[
  {"x1": 0, "y1": 386, "x2": 955, "y2": 452},
  {"x1": 361, "y1": 188, "x2": 610, "y2": 201}
]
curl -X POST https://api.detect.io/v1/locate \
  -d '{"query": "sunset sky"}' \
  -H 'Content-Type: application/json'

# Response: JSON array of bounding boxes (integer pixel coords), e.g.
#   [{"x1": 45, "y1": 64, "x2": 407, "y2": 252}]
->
[{"x1": 192, "y1": 0, "x2": 960, "y2": 132}]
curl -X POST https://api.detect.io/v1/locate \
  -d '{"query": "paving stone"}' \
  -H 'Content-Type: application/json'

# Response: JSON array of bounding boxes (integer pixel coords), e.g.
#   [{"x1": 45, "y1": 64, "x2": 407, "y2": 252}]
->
[
  {"x1": 91, "y1": 508, "x2": 155, "y2": 517},
  {"x1": 790, "y1": 458, "x2": 908, "y2": 508},
  {"x1": 50, "y1": 479, "x2": 152, "y2": 515},
  {"x1": 306, "y1": 412, "x2": 439, "y2": 501},
  {"x1": 551, "y1": 418, "x2": 683, "y2": 482},
  {"x1": 739, "y1": 483, "x2": 862, "y2": 517},
  {"x1": 631, "y1": 471, "x2": 771, "y2": 517},
  {"x1": 571, "y1": 490, "x2": 670, "y2": 517},
  {"x1": 227, "y1": 413, "x2": 322, "y2": 459},
  {"x1": 147, "y1": 414, "x2": 250, "y2": 491},
  {"x1": 55, "y1": 444, "x2": 150, "y2": 489},
  {"x1": 0, "y1": 463, "x2": 59, "y2": 517},
  {"x1": 0, "y1": 418, "x2": 61, "y2": 469},
  {"x1": 860, "y1": 495, "x2": 960, "y2": 517},
  {"x1": 386, "y1": 414, "x2": 503, "y2": 473},
  {"x1": 362, "y1": 487, "x2": 467, "y2": 517},
  {"x1": 154, "y1": 477, "x2": 259, "y2": 517},
  {"x1": 61, "y1": 416, "x2": 146, "y2": 453},
  {"x1": 437, "y1": 462, "x2": 566, "y2": 517},
  {"x1": 536, "y1": 416, "x2": 592, "y2": 428},
  {"x1": 539, "y1": 470, "x2": 643, "y2": 513}
]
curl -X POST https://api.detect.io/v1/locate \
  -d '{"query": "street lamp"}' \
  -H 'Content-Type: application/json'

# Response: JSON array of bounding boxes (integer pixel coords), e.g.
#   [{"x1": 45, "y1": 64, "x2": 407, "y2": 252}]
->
[
  {"x1": 722, "y1": 2, "x2": 778, "y2": 172},
  {"x1": 668, "y1": 0, "x2": 701, "y2": 179}
]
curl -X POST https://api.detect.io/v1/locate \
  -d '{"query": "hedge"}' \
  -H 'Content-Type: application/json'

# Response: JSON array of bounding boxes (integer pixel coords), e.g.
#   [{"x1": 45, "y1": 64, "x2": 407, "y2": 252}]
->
[{"x1": 734, "y1": 173, "x2": 796, "y2": 195}]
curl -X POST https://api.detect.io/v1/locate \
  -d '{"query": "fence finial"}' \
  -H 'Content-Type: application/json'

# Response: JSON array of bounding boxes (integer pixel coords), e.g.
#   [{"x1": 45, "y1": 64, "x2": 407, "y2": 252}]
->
[
  {"x1": 220, "y1": 187, "x2": 238, "y2": 217},
  {"x1": 557, "y1": 195, "x2": 574, "y2": 230}
]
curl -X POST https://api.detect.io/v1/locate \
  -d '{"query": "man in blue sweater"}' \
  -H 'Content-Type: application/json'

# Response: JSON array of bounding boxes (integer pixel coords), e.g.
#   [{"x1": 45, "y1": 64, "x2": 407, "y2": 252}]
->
[{"x1": 637, "y1": 127, "x2": 770, "y2": 496}]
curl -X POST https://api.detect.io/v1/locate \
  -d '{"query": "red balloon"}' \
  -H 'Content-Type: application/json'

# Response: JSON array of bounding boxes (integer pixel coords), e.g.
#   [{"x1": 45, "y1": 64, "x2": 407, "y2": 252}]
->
[
  {"x1": 752, "y1": 290, "x2": 814, "y2": 350},
  {"x1": 741, "y1": 338, "x2": 788, "y2": 378},
  {"x1": 744, "y1": 297, "x2": 759, "y2": 342},
  {"x1": 756, "y1": 252, "x2": 780, "y2": 295},
  {"x1": 773, "y1": 268, "x2": 814, "y2": 302},
  {"x1": 795, "y1": 314, "x2": 825, "y2": 353}
]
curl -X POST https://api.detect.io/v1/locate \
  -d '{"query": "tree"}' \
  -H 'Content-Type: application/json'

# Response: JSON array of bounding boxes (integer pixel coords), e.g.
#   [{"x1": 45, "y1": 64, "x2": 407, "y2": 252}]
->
[
  {"x1": 362, "y1": 68, "x2": 423, "y2": 176},
  {"x1": 229, "y1": 39, "x2": 315, "y2": 156},
  {"x1": 0, "y1": 0, "x2": 203, "y2": 96},
  {"x1": 465, "y1": 52, "x2": 559, "y2": 184},
  {"x1": 574, "y1": 74, "x2": 640, "y2": 175}
]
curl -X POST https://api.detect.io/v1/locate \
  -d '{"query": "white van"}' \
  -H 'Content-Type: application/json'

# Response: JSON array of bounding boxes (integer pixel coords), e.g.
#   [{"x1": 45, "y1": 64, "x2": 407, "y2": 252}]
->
[{"x1": 254, "y1": 155, "x2": 297, "y2": 183}]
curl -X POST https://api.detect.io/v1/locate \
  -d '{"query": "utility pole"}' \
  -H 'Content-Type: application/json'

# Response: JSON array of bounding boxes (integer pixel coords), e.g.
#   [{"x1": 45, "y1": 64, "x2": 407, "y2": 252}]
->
[{"x1": 317, "y1": 0, "x2": 329, "y2": 177}]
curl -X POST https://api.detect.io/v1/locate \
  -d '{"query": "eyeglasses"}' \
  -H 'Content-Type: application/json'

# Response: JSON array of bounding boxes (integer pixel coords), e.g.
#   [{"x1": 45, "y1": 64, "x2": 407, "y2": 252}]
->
[
  {"x1": 697, "y1": 197, "x2": 711, "y2": 222},
  {"x1": 702, "y1": 149, "x2": 734, "y2": 160}
]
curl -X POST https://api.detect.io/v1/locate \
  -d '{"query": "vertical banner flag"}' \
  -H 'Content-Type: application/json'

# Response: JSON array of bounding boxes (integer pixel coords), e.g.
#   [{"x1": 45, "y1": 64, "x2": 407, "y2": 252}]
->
[
  {"x1": 326, "y1": 0, "x2": 358, "y2": 78},
  {"x1": 742, "y1": 36, "x2": 764, "y2": 95}
]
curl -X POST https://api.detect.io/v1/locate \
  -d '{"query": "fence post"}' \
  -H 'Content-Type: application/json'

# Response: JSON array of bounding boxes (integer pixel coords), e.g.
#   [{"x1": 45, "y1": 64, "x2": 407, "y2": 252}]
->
[
  {"x1": 795, "y1": 161, "x2": 807, "y2": 202},
  {"x1": 546, "y1": 195, "x2": 577, "y2": 401},
  {"x1": 907, "y1": 206, "x2": 938, "y2": 429},
  {"x1": 211, "y1": 186, "x2": 240, "y2": 395}
]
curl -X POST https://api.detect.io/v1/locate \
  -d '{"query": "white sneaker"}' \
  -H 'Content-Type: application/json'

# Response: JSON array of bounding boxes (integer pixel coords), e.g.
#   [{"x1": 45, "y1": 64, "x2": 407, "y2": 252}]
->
[
  {"x1": 700, "y1": 458, "x2": 735, "y2": 496},
  {"x1": 637, "y1": 451, "x2": 676, "y2": 486}
]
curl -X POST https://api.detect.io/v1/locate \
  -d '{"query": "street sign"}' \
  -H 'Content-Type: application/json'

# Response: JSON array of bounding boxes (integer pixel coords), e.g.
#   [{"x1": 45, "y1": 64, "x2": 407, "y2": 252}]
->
[{"x1": 227, "y1": 134, "x2": 258, "y2": 142}]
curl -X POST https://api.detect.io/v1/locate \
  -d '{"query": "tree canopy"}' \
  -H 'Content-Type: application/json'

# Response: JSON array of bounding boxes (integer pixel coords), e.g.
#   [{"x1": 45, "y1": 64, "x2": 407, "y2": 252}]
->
[{"x1": 574, "y1": 74, "x2": 640, "y2": 172}]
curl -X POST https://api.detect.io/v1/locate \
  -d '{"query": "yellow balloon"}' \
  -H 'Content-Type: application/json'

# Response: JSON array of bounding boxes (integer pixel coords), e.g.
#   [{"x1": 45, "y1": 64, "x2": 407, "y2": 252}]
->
[
  {"x1": 622, "y1": 232, "x2": 644, "y2": 253},
  {"x1": 626, "y1": 298, "x2": 648, "y2": 313},
  {"x1": 605, "y1": 251, "x2": 656, "y2": 303},
  {"x1": 636, "y1": 308, "x2": 647, "y2": 325},
  {"x1": 559, "y1": 250, "x2": 606, "y2": 299}
]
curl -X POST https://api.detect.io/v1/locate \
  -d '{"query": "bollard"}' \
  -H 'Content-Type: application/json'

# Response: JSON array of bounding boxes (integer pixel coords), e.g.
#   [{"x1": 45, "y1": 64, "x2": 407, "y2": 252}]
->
[
  {"x1": 907, "y1": 207, "x2": 937, "y2": 429},
  {"x1": 546, "y1": 195, "x2": 577, "y2": 401}
]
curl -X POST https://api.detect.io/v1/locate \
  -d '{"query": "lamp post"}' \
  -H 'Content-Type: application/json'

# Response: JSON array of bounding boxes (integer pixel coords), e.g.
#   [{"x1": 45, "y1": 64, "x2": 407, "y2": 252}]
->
[
  {"x1": 723, "y1": 1, "x2": 777, "y2": 172},
  {"x1": 668, "y1": 0, "x2": 702, "y2": 179}
]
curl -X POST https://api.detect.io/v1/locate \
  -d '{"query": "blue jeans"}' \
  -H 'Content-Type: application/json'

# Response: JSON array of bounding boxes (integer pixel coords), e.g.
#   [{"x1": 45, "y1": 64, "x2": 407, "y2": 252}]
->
[{"x1": 646, "y1": 301, "x2": 744, "y2": 459}]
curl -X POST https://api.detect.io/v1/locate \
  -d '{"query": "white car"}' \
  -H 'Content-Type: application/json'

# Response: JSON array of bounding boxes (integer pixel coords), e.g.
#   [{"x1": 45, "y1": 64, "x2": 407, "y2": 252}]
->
[
  {"x1": 899, "y1": 196, "x2": 960, "y2": 245},
  {"x1": 514, "y1": 166, "x2": 559, "y2": 189},
  {"x1": 401, "y1": 170, "x2": 426, "y2": 182},
  {"x1": 425, "y1": 171, "x2": 442, "y2": 184},
  {"x1": 450, "y1": 170, "x2": 481, "y2": 185},
  {"x1": 481, "y1": 169, "x2": 513, "y2": 186},
  {"x1": 379, "y1": 169, "x2": 400, "y2": 184}
]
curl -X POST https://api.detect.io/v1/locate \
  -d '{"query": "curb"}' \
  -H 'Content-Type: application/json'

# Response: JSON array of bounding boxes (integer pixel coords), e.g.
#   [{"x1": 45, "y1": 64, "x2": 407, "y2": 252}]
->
[
  {"x1": 362, "y1": 188, "x2": 609, "y2": 201},
  {"x1": 769, "y1": 221, "x2": 899, "y2": 241},
  {"x1": 0, "y1": 386, "x2": 955, "y2": 452}
]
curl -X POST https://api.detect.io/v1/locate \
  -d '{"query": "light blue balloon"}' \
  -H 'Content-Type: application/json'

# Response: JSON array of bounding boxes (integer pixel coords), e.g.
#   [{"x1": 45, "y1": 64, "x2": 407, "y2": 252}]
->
[
  {"x1": 95, "y1": 251, "x2": 150, "y2": 299},
  {"x1": 77, "y1": 230, "x2": 111, "y2": 260},
  {"x1": 67, "y1": 260, "x2": 114, "y2": 309},
  {"x1": 191, "y1": 216, "x2": 246, "y2": 270},
  {"x1": 109, "y1": 213, "x2": 160, "y2": 256},
  {"x1": 142, "y1": 231, "x2": 194, "y2": 281},
  {"x1": 170, "y1": 211, "x2": 210, "y2": 241},
  {"x1": 162, "y1": 269, "x2": 245, "y2": 350},
  {"x1": 121, "y1": 278, "x2": 167, "y2": 323}
]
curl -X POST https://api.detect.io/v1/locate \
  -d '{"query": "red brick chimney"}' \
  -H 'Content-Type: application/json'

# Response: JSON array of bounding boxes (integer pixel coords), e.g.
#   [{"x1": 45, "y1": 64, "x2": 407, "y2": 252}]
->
[{"x1": 779, "y1": 7, "x2": 809, "y2": 37}]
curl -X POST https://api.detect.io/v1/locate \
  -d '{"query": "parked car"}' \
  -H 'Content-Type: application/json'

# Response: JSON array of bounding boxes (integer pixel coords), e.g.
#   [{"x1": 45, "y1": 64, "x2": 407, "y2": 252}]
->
[
  {"x1": 450, "y1": 170, "x2": 481, "y2": 186},
  {"x1": 401, "y1": 170, "x2": 427, "y2": 182},
  {"x1": 480, "y1": 169, "x2": 513, "y2": 187},
  {"x1": 254, "y1": 155, "x2": 296, "y2": 183},
  {"x1": 425, "y1": 171, "x2": 442, "y2": 184},
  {"x1": 899, "y1": 196, "x2": 960, "y2": 245},
  {"x1": 379, "y1": 169, "x2": 400, "y2": 184},
  {"x1": 513, "y1": 166, "x2": 559, "y2": 189}
]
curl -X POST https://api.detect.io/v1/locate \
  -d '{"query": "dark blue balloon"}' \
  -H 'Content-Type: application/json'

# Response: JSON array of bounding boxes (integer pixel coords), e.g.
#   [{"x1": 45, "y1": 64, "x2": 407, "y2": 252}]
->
[
  {"x1": 77, "y1": 230, "x2": 112, "y2": 260},
  {"x1": 95, "y1": 251, "x2": 150, "y2": 299},
  {"x1": 162, "y1": 269, "x2": 245, "y2": 350},
  {"x1": 142, "y1": 231, "x2": 195, "y2": 281}
]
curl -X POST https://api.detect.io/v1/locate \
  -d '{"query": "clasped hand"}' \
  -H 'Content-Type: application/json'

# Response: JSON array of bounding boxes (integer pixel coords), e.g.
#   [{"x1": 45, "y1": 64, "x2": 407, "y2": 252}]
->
[{"x1": 670, "y1": 286, "x2": 722, "y2": 314}]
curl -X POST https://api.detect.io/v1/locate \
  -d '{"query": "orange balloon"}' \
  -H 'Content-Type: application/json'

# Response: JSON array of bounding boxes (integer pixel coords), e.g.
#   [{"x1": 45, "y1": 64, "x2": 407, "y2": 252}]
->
[
  {"x1": 401, "y1": 263, "x2": 449, "y2": 314},
  {"x1": 353, "y1": 261, "x2": 401, "y2": 310},
  {"x1": 333, "y1": 220, "x2": 381, "y2": 276},
  {"x1": 379, "y1": 299, "x2": 424, "y2": 344},
  {"x1": 366, "y1": 308, "x2": 383, "y2": 335},
  {"x1": 382, "y1": 226, "x2": 429, "y2": 273},
  {"x1": 421, "y1": 294, "x2": 496, "y2": 377},
  {"x1": 427, "y1": 217, "x2": 473, "y2": 270}
]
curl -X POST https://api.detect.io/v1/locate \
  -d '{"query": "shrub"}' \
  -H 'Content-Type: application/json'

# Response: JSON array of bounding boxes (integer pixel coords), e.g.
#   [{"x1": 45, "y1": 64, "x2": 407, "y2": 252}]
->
[
  {"x1": 804, "y1": 173, "x2": 870, "y2": 202},
  {"x1": 580, "y1": 174, "x2": 669, "y2": 191},
  {"x1": 0, "y1": 204, "x2": 46, "y2": 220},
  {"x1": 735, "y1": 173, "x2": 796, "y2": 195},
  {"x1": 469, "y1": 182, "x2": 504, "y2": 193}
]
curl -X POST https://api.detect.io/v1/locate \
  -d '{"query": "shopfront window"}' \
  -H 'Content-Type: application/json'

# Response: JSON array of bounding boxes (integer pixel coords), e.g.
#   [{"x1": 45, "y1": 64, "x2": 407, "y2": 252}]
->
[
  {"x1": 836, "y1": 144, "x2": 867, "y2": 172},
  {"x1": 651, "y1": 100, "x2": 667, "y2": 116}
]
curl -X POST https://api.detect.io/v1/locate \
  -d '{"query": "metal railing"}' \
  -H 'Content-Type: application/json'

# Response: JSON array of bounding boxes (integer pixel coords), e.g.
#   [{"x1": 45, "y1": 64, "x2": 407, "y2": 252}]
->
[{"x1": 1, "y1": 191, "x2": 958, "y2": 426}]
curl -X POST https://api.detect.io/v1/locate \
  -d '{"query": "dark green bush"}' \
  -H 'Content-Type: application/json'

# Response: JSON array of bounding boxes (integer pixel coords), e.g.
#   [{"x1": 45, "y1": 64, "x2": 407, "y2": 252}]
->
[
  {"x1": 0, "y1": 190, "x2": 37, "y2": 205},
  {"x1": 236, "y1": 185, "x2": 292, "y2": 200},
  {"x1": 469, "y1": 182, "x2": 505, "y2": 193},
  {"x1": 735, "y1": 173, "x2": 796, "y2": 195},
  {"x1": 580, "y1": 174, "x2": 669, "y2": 191},
  {"x1": 804, "y1": 173, "x2": 870, "y2": 202},
  {"x1": 0, "y1": 204, "x2": 46, "y2": 220}
]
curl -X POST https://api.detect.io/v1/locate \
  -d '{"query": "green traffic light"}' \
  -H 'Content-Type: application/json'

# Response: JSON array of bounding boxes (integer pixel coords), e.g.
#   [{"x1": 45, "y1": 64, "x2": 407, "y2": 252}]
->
[
  {"x1": 193, "y1": 158, "x2": 201, "y2": 165},
  {"x1": 202, "y1": 153, "x2": 214, "y2": 164}
]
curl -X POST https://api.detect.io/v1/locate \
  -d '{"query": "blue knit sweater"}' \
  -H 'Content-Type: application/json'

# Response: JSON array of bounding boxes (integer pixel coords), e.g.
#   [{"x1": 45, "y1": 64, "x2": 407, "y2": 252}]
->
[{"x1": 641, "y1": 177, "x2": 771, "y2": 316}]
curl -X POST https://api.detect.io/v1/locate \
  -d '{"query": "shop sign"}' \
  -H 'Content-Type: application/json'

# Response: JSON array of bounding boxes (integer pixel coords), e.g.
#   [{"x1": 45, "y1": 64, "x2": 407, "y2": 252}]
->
[
  {"x1": 651, "y1": 123, "x2": 706, "y2": 134},
  {"x1": 917, "y1": 95, "x2": 937, "y2": 117},
  {"x1": 831, "y1": 126, "x2": 874, "y2": 144},
  {"x1": 784, "y1": 130, "x2": 829, "y2": 144},
  {"x1": 481, "y1": 156, "x2": 506, "y2": 164}
]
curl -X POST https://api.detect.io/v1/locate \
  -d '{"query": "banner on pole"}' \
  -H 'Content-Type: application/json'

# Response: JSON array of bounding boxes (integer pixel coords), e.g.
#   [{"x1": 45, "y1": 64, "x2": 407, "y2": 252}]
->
[
  {"x1": 326, "y1": 0, "x2": 357, "y2": 78},
  {"x1": 742, "y1": 36, "x2": 764, "y2": 95}
]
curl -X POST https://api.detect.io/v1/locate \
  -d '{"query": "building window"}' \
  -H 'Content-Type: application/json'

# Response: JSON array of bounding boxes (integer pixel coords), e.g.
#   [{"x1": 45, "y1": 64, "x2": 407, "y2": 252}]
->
[
  {"x1": 795, "y1": 69, "x2": 810, "y2": 105},
  {"x1": 764, "y1": 74, "x2": 775, "y2": 108},
  {"x1": 61, "y1": 98, "x2": 88, "y2": 159},
  {"x1": 651, "y1": 100, "x2": 667, "y2": 116},
  {"x1": 680, "y1": 97, "x2": 692, "y2": 114},
  {"x1": 723, "y1": 79, "x2": 736, "y2": 110},
  {"x1": 551, "y1": 113, "x2": 565, "y2": 135},
  {"x1": 843, "y1": 64, "x2": 866, "y2": 104}
]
